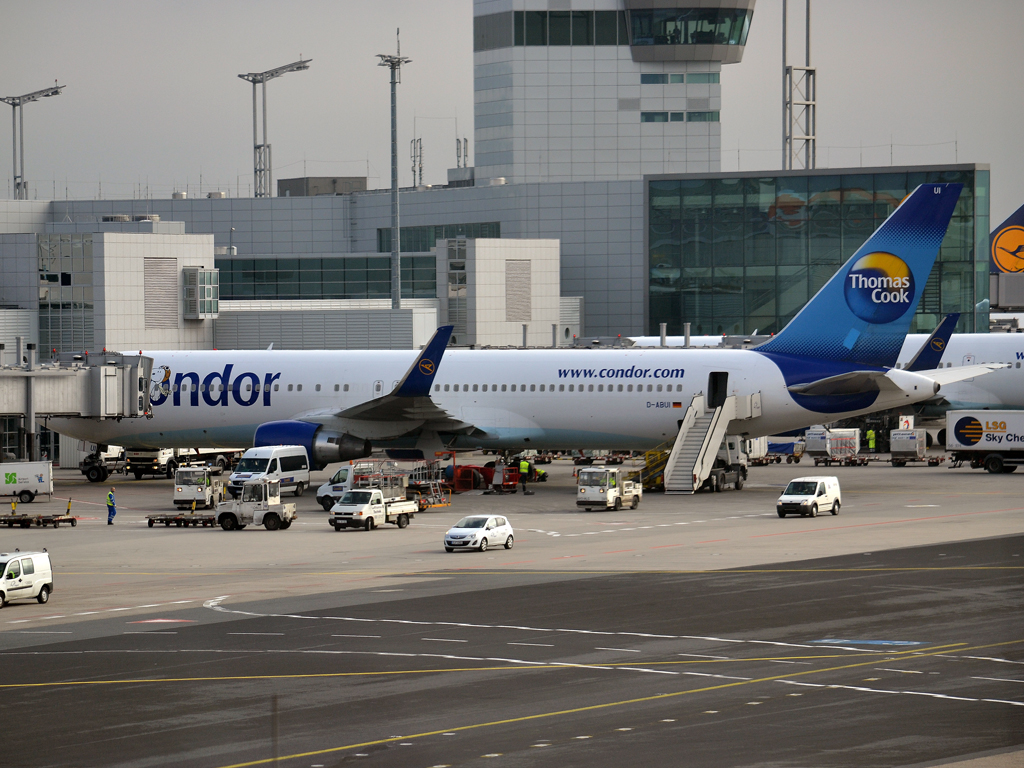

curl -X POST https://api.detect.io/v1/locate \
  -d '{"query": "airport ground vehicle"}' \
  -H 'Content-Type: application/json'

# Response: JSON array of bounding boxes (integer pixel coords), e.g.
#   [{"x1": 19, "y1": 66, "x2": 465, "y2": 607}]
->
[
  {"x1": 128, "y1": 447, "x2": 244, "y2": 480},
  {"x1": 0, "y1": 550, "x2": 53, "y2": 606},
  {"x1": 444, "y1": 515, "x2": 514, "y2": 552},
  {"x1": 79, "y1": 444, "x2": 125, "y2": 482},
  {"x1": 806, "y1": 428, "x2": 867, "y2": 467},
  {"x1": 228, "y1": 446, "x2": 310, "y2": 497},
  {"x1": 577, "y1": 466, "x2": 642, "y2": 511},
  {"x1": 1, "y1": 460, "x2": 53, "y2": 503},
  {"x1": 695, "y1": 435, "x2": 749, "y2": 492},
  {"x1": 890, "y1": 429, "x2": 943, "y2": 467},
  {"x1": 172, "y1": 467, "x2": 226, "y2": 509},
  {"x1": 328, "y1": 485, "x2": 417, "y2": 531},
  {"x1": 216, "y1": 479, "x2": 296, "y2": 531},
  {"x1": 777, "y1": 476, "x2": 841, "y2": 518},
  {"x1": 946, "y1": 410, "x2": 1024, "y2": 473}
]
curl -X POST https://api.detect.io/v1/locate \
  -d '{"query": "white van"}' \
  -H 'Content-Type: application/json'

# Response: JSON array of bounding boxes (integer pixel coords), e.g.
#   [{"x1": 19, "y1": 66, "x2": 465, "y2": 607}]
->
[
  {"x1": 229, "y1": 446, "x2": 310, "y2": 498},
  {"x1": 0, "y1": 550, "x2": 54, "y2": 606},
  {"x1": 776, "y1": 476, "x2": 841, "y2": 518}
]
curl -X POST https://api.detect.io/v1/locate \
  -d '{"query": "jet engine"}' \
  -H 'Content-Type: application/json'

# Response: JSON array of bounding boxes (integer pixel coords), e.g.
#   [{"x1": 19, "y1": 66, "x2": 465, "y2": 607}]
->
[{"x1": 253, "y1": 420, "x2": 372, "y2": 470}]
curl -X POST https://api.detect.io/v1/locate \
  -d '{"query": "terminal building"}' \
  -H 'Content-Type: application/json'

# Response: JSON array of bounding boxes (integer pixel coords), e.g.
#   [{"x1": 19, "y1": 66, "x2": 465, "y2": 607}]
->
[{"x1": 0, "y1": 0, "x2": 998, "y2": 460}]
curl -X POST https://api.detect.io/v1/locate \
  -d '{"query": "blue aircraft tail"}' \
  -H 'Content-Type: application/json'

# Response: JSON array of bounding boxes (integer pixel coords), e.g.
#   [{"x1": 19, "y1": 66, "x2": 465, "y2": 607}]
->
[
  {"x1": 905, "y1": 313, "x2": 959, "y2": 372},
  {"x1": 757, "y1": 183, "x2": 962, "y2": 367},
  {"x1": 990, "y1": 202, "x2": 1024, "y2": 274}
]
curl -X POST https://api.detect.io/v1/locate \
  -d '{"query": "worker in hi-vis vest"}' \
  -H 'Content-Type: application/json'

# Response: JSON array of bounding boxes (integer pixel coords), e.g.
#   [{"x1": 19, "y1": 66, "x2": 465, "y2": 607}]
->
[{"x1": 107, "y1": 487, "x2": 117, "y2": 525}]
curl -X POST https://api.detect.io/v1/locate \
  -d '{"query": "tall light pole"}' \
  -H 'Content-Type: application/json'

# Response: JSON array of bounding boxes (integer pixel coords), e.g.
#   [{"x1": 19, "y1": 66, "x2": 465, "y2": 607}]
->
[
  {"x1": 1, "y1": 83, "x2": 64, "y2": 200},
  {"x1": 378, "y1": 31, "x2": 411, "y2": 310},
  {"x1": 238, "y1": 58, "x2": 311, "y2": 198}
]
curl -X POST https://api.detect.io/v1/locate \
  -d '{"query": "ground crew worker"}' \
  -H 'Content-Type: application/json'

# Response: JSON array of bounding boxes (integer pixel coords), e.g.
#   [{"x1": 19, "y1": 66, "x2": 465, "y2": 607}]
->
[
  {"x1": 519, "y1": 458, "x2": 530, "y2": 494},
  {"x1": 107, "y1": 486, "x2": 116, "y2": 525},
  {"x1": 867, "y1": 429, "x2": 876, "y2": 453}
]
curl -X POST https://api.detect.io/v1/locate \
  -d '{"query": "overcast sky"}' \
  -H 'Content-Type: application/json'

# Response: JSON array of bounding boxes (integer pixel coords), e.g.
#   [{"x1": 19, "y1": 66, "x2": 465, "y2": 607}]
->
[{"x1": 2, "y1": 0, "x2": 1022, "y2": 222}]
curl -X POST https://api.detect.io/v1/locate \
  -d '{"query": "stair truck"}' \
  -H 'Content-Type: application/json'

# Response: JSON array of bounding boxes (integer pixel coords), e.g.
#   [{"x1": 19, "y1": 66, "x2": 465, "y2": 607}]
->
[
  {"x1": 576, "y1": 466, "x2": 643, "y2": 511},
  {"x1": 946, "y1": 410, "x2": 1024, "y2": 473},
  {"x1": 328, "y1": 474, "x2": 418, "y2": 530},
  {"x1": 215, "y1": 478, "x2": 297, "y2": 531}
]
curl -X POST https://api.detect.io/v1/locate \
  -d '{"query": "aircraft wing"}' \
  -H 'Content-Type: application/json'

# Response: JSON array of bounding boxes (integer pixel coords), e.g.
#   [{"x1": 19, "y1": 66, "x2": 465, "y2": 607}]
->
[{"x1": 302, "y1": 325, "x2": 487, "y2": 439}]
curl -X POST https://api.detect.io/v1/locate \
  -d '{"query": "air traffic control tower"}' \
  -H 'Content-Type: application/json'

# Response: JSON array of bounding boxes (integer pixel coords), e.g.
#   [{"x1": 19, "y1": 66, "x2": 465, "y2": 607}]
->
[{"x1": 472, "y1": 1, "x2": 755, "y2": 185}]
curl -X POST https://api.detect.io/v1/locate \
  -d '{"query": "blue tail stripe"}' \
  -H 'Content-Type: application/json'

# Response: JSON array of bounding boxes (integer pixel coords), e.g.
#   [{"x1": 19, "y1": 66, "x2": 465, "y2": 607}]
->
[
  {"x1": 906, "y1": 313, "x2": 959, "y2": 372},
  {"x1": 394, "y1": 325, "x2": 453, "y2": 398},
  {"x1": 757, "y1": 183, "x2": 962, "y2": 367}
]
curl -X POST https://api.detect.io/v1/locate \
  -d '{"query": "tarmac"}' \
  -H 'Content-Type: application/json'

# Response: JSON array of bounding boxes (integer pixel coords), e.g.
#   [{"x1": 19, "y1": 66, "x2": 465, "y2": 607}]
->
[{"x1": 0, "y1": 456, "x2": 1022, "y2": 767}]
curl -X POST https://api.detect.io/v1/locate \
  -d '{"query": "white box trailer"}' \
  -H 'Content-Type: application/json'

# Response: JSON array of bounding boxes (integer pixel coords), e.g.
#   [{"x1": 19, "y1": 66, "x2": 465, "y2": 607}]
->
[
  {"x1": 806, "y1": 428, "x2": 866, "y2": 467},
  {"x1": 946, "y1": 410, "x2": 1024, "y2": 473},
  {"x1": 889, "y1": 429, "x2": 944, "y2": 467},
  {"x1": 1, "y1": 461, "x2": 53, "y2": 503}
]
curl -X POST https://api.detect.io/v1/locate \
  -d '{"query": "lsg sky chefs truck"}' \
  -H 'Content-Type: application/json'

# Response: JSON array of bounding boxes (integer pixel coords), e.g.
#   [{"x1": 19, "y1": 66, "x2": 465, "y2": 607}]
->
[{"x1": 947, "y1": 410, "x2": 1024, "y2": 473}]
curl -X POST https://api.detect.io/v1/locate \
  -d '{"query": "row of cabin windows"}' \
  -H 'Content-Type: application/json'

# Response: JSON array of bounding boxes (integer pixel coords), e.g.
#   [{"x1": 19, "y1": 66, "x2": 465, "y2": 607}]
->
[
  {"x1": 172, "y1": 382, "x2": 353, "y2": 393},
  {"x1": 434, "y1": 382, "x2": 685, "y2": 393}
]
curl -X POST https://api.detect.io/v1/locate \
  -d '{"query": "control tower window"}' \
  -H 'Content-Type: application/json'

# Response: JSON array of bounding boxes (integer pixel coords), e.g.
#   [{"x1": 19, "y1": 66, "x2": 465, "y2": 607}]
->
[
  {"x1": 630, "y1": 9, "x2": 753, "y2": 47},
  {"x1": 641, "y1": 74, "x2": 668, "y2": 85}
]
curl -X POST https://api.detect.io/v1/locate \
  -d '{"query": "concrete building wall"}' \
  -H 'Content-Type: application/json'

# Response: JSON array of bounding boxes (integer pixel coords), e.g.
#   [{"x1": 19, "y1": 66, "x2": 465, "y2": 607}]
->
[{"x1": 0, "y1": 309, "x2": 38, "y2": 365}]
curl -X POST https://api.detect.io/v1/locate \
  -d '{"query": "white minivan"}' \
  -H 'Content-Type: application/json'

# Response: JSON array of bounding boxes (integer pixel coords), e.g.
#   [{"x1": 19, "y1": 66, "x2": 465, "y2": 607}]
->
[
  {"x1": 229, "y1": 446, "x2": 310, "y2": 498},
  {"x1": 0, "y1": 550, "x2": 54, "y2": 606},
  {"x1": 776, "y1": 476, "x2": 841, "y2": 518}
]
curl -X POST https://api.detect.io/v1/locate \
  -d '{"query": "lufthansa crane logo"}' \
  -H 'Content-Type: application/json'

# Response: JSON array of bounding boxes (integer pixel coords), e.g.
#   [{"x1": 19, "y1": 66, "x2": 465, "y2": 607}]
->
[
  {"x1": 953, "y1": 416, "x2": 983, "y2": 446},
  {"x1": 991, "y1": 225, "x2": 1024, "y2": 273},
  {"x1": 843, "y1": 252, "x2": 915, "y2": 324},
  {"x1": 418, "y1": 359, "x2": 435, "y2": 375},
  {"x1": 930, "y1": 337, "x2": 946, "y2": 352}
]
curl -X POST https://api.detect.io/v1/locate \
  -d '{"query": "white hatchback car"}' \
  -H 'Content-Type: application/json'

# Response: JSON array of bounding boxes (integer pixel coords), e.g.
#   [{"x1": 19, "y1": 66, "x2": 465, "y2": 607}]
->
[{"x1": 444, "y1": 515, "x2": 514, "y2": 552}]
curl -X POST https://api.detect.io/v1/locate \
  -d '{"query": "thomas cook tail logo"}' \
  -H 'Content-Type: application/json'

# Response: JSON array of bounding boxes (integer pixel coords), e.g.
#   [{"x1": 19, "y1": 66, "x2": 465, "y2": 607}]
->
[
  {"x1": 992, "y1": 226, "x2": 1024, "y2": 273},
  {"x1": 953, "y1": 416, "x2": 983, "y2": 446},
  {"x1": 843, "y1": 252, "x2": 915, "y2": 324},
  {"x1": 930, "y1": 337, "x2": 946, "y2": 352}
]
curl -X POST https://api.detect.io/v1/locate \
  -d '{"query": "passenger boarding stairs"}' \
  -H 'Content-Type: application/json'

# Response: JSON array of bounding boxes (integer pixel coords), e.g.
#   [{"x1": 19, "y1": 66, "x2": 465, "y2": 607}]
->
[{"x1": 663, "y1": 390, "x2": 760, "y2": 494}]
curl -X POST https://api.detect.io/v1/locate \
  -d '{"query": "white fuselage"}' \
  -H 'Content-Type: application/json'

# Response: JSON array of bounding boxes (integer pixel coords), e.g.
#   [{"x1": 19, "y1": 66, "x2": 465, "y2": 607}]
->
[{"x1": 50, "y1": 347, "x2": 944, "y2": 451}]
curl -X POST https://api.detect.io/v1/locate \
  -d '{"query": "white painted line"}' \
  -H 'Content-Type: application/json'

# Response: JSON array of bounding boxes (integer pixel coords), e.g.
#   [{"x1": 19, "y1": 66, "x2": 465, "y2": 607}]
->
[
  {"x1": 17, "y1": 631, "x2": 72, "y2": 634},
  {"x1": 422, "y1": 638, "x2": 468, "y2": 643},
  {"x1": 229, "y1": 633, "x2": 284, "y2": 636},
  {"x1": 972, "y1": 677, "x2": 1024, "y2": 684},
  {"x1": 961, "y1": 656, "x2": 1024, "y2": 665},
  {"x1": 6, "y1": 620, "x2": 30, "y2": 624},
  {"x1": 508, "y1": 642, "x2": 554, "y2": 647},
  {"x1": 596, "y1": 647, "x2": 641, "y2": 653},
  {"x1": 123, "y1": 631, "x2": 177, "y2": 635},
  {"x1": 902, "y1": 691, "x2": 976, "y2": 702},
  {"x1": 685, "y1": 672, "x2": 751, "y2": 681},
  {"x1": 876, "y1": 668, "x2": 923, "y2": 674},
  {"x1": 678, "y1": 653, "x2": 730, "y2": 659},
  {"x1": 982, "y1": 699, "x2": 1024, "y2": 707},
  {"x1": 333, "y1": 634, "x2": 382, "y2": 639}
]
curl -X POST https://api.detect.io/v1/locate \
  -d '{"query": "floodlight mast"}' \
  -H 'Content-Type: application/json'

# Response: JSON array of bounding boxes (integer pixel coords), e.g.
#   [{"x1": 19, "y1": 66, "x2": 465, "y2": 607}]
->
[
  {"x1": 378, "y1": 30, "x2": 411, "y2": 310},
  {"x1": 0, "y1": 83, "x2": 64, "y2": 200},
  {"x1": 238, "y1": 58, "x2": 311, "y2": 197}
]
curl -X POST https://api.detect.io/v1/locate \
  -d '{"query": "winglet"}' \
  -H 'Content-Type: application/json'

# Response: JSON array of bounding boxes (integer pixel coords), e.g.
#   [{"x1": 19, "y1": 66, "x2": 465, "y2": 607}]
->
[
  {"x1": 393, "y1": 325, "x2": 454, "y2": 398},
  {"x1": 905, "y1": 313, "x2": 959, "y2": 372}
]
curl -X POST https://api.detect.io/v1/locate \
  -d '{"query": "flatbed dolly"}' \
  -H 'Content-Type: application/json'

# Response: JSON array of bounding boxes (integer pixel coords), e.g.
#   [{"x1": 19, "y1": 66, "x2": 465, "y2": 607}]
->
[
  {"x1": 3, "y1": 512, "x2": 77, "y2": 529},
  {"x1": 146, "y1": 512, "x2": 217, "y2": 528}
]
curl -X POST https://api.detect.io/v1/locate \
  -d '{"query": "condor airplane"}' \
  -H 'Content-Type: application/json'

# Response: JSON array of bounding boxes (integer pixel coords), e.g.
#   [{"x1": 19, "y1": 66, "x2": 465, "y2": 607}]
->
[{"x1": 51, "y1": 184, "x2": 1005, "y2": 468}]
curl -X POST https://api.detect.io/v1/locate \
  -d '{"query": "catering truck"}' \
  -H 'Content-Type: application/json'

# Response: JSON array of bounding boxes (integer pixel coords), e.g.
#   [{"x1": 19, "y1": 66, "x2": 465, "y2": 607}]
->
[{"x1": 946, "y1": 410, "x2": 1024, "y2": 474}]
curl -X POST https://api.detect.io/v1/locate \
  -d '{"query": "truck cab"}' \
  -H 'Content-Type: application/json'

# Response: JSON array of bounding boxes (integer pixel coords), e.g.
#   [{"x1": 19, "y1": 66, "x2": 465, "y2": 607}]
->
[
  {"x1": 576, "y1": 466, "x2": 642, "y2": 511},
  {"x1": 216, "y1": 478, "x2": 297, "y2": 531},
  {"x1": 173, "y1": 467, "x2": 224, "y2": 510}
]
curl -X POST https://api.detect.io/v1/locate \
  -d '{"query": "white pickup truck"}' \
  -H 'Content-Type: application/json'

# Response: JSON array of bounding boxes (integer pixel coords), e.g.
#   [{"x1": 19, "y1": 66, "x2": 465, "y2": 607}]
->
[
  {"x1": 328, "y1": 488, "x2": 418, "y2": 531},
  {"x1": 216, "y1": 479, "x2": 296, "y2": 531}
]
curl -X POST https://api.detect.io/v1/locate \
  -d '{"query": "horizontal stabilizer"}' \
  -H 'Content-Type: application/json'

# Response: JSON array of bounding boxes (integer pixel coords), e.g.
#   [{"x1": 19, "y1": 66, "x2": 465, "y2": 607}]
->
[
  {"x1": 788, "y1": 363, "x2": 1006, "y2": 398},
  {"x1": 913, "y1": 363, "x2": 1009, "y2": 386}
]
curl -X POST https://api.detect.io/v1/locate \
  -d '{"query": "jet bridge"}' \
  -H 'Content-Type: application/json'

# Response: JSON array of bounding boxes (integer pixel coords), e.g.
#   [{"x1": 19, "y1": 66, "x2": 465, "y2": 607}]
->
[
  {"x1": 663, "y1": 388, "x2": 761, "y2": 494},
  {"x1": 0, "y1": 340, "x2": 153, "y2": 461}
]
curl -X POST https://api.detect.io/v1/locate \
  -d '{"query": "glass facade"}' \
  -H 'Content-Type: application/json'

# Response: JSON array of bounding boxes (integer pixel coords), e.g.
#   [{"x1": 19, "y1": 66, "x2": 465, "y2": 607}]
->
[
  {"x1": 377, "y1": 222, "x2": 501, "y2": 253},
  {"x1": 217, "y1": 256, "x2": 436, "y2": 301},
  {"x1": 37, "y1": 233, "x2": 95, "y2": 353},
  {"x1": 647, "y1": 168, "x2": 988, "y2": 336},
  {"x1": 630, "y1": 9, "x2": 753, "y2": 46}
]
